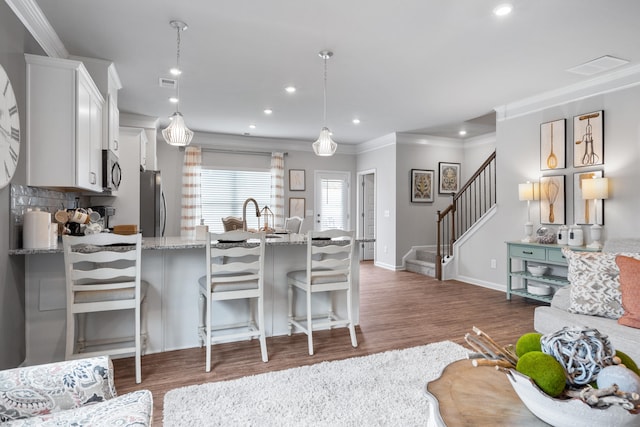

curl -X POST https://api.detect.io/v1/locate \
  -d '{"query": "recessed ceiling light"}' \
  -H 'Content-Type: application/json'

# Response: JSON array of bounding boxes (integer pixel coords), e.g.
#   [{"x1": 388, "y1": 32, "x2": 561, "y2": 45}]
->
[
  {"x1": 264, "y1": 109, "x2": 273, "y2": 115},
  {"x1": 352, "y1": 118, "x2": 361, "y2": 124},
  {"x1": 249, "y1": 124, "x2": 256, "y2": 129},
  {"x1": 493, "y1": 3, "x2": 512, "y2": 16},
  {"x1": 285, "y1": 86, "x2": 296, "y2": 93},
  {"x1": 169, "y1": 67, "x2": 182, "y2": 76},
  {"x1": 459, "y1": 130, "x2": 467, "y2": 136},
  {"x1": 169, "y1": 96, "x2": 179, "y2": 103}
]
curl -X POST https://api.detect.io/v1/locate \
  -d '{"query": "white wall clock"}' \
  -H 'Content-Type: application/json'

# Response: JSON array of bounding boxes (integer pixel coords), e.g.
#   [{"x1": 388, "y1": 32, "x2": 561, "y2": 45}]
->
[{"x1": 0, "y1": 63, "x2": 20, "y2": 189}]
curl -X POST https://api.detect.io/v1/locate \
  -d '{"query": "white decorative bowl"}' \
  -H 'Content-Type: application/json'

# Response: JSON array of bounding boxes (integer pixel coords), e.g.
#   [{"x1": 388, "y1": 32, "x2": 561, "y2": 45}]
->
[
  {"x1": 527, "y1": 265, "x2": 548, "y2": 276},
  {"x1": 506, "y1": 369, "x2": 639, "y2": 427},
  {"x1": 528, "y1": 282, "x2": 553, "y2": 296}
]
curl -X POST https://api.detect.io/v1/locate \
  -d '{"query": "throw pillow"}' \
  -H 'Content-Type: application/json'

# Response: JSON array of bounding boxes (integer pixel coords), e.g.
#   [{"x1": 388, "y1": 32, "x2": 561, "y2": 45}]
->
[
  {"x1": 562, "y1": 249, "x2": 640, "y2": 319},
  {"x1": 615, "y1": 255, "x2": 640, "y2": 328}
]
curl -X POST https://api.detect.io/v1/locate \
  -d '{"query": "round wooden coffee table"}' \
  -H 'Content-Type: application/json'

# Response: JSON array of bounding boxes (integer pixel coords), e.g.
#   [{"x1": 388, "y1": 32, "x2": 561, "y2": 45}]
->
[{"x1": 425, "y1": 359, "x2": 548, "y2": 426}]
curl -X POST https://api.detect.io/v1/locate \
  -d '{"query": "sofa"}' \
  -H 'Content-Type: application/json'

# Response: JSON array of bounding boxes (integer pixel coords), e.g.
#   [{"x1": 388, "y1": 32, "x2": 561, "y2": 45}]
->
[
  {"x1": 0, "y1": 356, "x2": 152, "y2": 426},
  {"x1": 534, "y1": 238, "x2": 640, "y2": 363}
]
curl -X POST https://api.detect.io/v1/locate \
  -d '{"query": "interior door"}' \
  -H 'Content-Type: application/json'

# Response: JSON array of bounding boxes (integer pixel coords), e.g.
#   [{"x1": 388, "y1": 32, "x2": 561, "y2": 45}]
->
[
  {"x1": 362, "y1": 173, "x2": 375, "y2": 260},
  {"x1": 314, "y1": 171, "x2": 350, "y2": 231}
]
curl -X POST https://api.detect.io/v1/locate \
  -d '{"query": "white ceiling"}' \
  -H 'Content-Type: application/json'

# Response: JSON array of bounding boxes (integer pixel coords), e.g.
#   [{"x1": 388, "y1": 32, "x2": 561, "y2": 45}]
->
[{"x1": 34, "y1": 0, "x2": 640, "y2": 146}]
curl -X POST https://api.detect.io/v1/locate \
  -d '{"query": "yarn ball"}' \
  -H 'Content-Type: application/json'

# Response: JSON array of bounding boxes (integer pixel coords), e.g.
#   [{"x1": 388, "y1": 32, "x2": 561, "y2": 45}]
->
[
  {"x1": 540, "y1": 327, "x2": 615, "y2": 386},
  {"x1": 615, "y1": 350, "x2": 640, "y2": 376},
  {"x1": 516, "y1": 351, "x2": 567, "y2": 397},
  {"x1": 515, "y1": 332, "x2": 542, "y2": 357}
]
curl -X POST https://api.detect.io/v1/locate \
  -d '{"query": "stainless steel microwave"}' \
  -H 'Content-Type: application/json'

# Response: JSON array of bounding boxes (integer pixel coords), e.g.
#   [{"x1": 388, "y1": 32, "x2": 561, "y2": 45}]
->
[{"x1": 102, "y1": 150, "x2": 121, "y2": 192}]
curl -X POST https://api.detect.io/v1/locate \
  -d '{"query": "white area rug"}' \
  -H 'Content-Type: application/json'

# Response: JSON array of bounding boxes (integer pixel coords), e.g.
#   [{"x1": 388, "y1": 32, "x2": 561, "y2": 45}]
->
[{"x1": 163, "y1": 341, "x2": 468, "y2": 426}]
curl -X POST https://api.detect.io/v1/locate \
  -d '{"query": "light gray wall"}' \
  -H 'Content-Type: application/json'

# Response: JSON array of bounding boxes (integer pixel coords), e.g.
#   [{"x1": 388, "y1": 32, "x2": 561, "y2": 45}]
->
[
  {"x1": 457, "y1": 83, "x2": 640, "y2": 289},
  {"x1": 0, "y1": 3, "x2": 45, "y2": 369},
  {"x1": 395, "y1": 136, "x2": 464, "y2": 267},
  {"x1": 156, "y1": 132, "x2": 357, "y2": 237}
]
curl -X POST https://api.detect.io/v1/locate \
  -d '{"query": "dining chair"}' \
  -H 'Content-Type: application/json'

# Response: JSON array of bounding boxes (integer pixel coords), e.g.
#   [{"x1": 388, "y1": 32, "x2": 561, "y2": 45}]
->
[
  {"x1": 221, "y1": 216, "x2": 244, "y2": 231},
  {"x1": 287, "y1": 229, "x2": 358, "y2": 355},
  {"x1": 62, "y1": 233, "x2": 148, "y2": 384},
  {"x1": 284, "y1": 216, "x2": 303, "y2": 233},
  {"x1": 198, "y1": 230, "x2": 268, "y2": 372}
]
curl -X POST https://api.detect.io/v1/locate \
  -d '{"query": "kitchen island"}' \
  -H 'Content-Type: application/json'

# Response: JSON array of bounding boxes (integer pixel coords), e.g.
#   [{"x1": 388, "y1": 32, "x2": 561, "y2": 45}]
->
[{"x1": 12, "y1": 234, "x2": 373, "y2": 366}]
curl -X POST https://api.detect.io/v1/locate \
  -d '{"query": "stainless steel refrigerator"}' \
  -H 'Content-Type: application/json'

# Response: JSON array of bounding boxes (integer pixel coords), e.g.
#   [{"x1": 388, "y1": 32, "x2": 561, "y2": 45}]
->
[{"x1": 140, "y1": 170, "x2": 166, "y2": 237}]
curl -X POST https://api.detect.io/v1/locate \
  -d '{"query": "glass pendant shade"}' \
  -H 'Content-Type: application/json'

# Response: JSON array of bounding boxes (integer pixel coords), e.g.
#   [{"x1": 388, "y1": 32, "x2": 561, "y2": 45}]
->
[
  {"x1": 312, "y1": 127, "x2": 337, "y2": 156},
  {"x1": 162, "y1": 112, "x2": 193, "y2": 146}
]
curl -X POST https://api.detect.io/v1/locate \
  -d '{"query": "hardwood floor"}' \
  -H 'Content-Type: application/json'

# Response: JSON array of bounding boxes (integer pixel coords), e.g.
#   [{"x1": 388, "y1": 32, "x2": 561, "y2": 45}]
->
[{"x1": 113, "y1": 262, "x2": 542, "y2": 425}]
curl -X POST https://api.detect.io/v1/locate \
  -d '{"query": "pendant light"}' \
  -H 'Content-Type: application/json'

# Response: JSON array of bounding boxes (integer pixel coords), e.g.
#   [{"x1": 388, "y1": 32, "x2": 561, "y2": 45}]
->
[
  {"x1": 162, "y1": 20, "x2": 194, "y2": 147},
  {"x1": 312, "y1": 50, "x2": 337, "y2": 156}
]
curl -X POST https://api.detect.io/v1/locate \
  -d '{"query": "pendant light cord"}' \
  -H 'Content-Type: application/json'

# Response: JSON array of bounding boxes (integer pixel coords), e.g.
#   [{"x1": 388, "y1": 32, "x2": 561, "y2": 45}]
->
[
  {"x1": 323, "y1": 54, "x2": 327, "y2": 126},
  {"x1": 175, "y1": 26, "x2": 181, "y2": 114}
]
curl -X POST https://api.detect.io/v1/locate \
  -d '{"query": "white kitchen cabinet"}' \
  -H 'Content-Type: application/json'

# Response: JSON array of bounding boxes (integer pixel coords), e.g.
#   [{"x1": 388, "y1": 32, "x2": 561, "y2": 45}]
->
[
  {"x1": 120, "y1": 112, "x2": 159, "y2": 171},
  {"x1": 72, "y1": 56, "x2": 122, "y2": 157},
  {"x1": 25, "y1": 54, "x2": 104, "y2": 192}
]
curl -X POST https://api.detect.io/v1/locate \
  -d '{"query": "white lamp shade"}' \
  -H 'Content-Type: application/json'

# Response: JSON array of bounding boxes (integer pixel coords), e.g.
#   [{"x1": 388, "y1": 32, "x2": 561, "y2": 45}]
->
[
  {"x1": 312, "y1": 127, "x2": 337, "y2": 156},
  {"x1": 582, "y1": 177, "x2": 609, "y2": 200},
  {"x1": 162, "y1": 112, "x2": 194, "y2": 146},
  {"x1": 518, "y1": 182, "x2": 537, "y2": 201}
]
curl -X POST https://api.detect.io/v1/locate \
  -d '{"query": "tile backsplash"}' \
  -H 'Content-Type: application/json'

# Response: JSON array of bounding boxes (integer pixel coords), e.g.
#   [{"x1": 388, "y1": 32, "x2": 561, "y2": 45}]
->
[{"x1": 10, "y1": 184, "x2": 87, "y2": 249}]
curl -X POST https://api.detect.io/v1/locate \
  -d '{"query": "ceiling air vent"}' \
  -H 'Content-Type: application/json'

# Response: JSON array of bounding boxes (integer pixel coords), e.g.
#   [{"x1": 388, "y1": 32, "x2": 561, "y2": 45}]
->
[
  {"x1": 159, "y1": 77, "x2": 177, "y2": 89},
  {"x1": 567, "y1": 56, "x2": 629, "y2": 76}
]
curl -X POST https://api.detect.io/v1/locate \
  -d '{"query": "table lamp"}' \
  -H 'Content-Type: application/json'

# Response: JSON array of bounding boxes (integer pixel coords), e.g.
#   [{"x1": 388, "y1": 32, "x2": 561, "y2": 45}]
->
[
  {"x1": 581, "y1": 177, "x2": 609, "y2": 249},
  {"x1": 518, "y1": 181, "x2": 539, "y2": 242}
]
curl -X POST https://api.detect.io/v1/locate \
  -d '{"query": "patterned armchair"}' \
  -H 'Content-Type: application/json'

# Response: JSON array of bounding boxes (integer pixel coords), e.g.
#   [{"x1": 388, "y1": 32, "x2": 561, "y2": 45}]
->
[{"x1": 0, "y1": 356, "x2": 152, "y2": 426}]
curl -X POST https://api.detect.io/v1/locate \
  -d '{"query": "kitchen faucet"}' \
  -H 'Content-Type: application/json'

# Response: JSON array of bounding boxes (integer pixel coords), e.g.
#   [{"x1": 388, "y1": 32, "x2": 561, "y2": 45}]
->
[{"x1": 242, "y1": 198, "x2": 261, "y2": 231}]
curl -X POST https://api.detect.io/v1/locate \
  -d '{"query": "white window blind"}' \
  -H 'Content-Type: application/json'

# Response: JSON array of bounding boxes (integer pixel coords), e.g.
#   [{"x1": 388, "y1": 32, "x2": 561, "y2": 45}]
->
[{"x1": 201, "y1": 168, "x2": 271, "y2": 232}]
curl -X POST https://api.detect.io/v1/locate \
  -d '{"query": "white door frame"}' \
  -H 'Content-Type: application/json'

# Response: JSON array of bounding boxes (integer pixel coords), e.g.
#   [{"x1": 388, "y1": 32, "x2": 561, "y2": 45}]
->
[{"x1": 357, "y1": 169, "x2": 376, "y2": 261}]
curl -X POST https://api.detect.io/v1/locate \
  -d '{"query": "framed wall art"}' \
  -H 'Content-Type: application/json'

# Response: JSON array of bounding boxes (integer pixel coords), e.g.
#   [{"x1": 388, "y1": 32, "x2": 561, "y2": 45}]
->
[
  {"x1": 574, "y1": 170, "x2": 603, "y2": 225},
  {"x1": 539, "y1": 175, "x2": 565, "y2": 225},
  {"x1": 289, "y1": 197, "x2": 305, "y2": 218},
  {"x1": 438, "y1": 162, "x2": 460, "y2": 194},
  {"x1": 540, "y1": 119, "x2": 565, "y2": 170},
  {"x1": 573, "y1": 110, "x2": 604, "y2": 167},
  {"x1": 289, "y1": 169, "x2": 305, "y2": 191},
  {"x1": 411, "y1": 169, "x2": 434, "y2": 203}
]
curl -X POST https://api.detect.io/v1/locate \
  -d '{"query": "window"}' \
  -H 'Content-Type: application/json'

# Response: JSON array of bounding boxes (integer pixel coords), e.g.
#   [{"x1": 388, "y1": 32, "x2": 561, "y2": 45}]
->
[{"x1": 201, "y1": 168, "x2": 271, "y2": 232}]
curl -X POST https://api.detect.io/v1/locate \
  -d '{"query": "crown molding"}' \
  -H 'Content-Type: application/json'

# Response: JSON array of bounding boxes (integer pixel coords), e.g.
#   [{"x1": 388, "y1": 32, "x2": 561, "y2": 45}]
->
[
  {"x1": 463, "y1": 132, "x2": 496, "y2": 147},
  {"x1": 190, "y1": 130, "x2": 358, "y2": 155},
  {"x1": 6, "y1": 0, "x2": 68, "y2": 58},
  {"x1": 397, "y1": 132, "x2": 465, "y2": 149},
  {"x1": 495, "y1": 64, "x2": 640, "y2": 121},
  {"x1": 355, "y1": 132, "x2": 397, "y2": 154}
]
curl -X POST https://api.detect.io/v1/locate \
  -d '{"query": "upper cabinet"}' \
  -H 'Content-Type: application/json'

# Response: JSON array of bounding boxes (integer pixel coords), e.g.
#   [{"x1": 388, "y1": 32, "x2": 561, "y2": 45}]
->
[
  {"x1": 72, "y1": 56, "x2": 122, "y2": 157},
  {"x1": 25, "y1": 54, "x2": 104, "y2": 192}
]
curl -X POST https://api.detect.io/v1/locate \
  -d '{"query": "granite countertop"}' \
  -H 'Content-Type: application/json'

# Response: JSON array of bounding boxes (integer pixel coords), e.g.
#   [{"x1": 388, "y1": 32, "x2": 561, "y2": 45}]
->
[{"x1": 10, "y1": 234, "x2": 375, "y2": 255}]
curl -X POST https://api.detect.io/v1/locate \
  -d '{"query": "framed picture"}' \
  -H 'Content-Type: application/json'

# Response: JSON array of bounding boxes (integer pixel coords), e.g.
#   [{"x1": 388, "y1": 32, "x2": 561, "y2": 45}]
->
[
  {"x1": 574, "y1": 170, "x2": 604, "y2": 225},
  {"x1": 438, "y1": 162, "x2": 460, "y2": 194},
  {"x1": 289, "y1": 169, "x2": 305, "y2": 191},
  {"x1": 289, "y1": 197, "x2": 305, "y2": 218},
  {"x1": 539, "y1": 175, "x2": 565, "y2": 225},
  {"x1": 411, "y1": 169, "x2": 434, "y2": 203},
  {"x1": 540, "y1": 119, "x2": 565, "y2": 170},
  {"x1": 573, "y1": 110, "x2": 604, "y2": 167}
]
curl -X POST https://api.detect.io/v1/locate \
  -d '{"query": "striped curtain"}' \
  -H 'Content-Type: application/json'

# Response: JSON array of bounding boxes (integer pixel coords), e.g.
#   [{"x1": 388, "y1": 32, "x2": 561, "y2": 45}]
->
[
  {"x1": 180, "y1": 146, "x2": 202, "y2": 238},
  {"x1": 270, "y1": 152, "x2": 285, "y2": 227}
]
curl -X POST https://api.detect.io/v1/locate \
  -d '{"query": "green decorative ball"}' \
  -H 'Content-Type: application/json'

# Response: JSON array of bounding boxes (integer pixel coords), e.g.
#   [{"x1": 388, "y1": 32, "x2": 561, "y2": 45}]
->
[
  {"x1": 515, "y1": 332, "x2": 542, "y2": 357},
  {"x1": 516, "y1": 351, "x2": 566, "y2": 397},
  {"x1": 616, "y1": 350, "x2": 640, "y2": 376}
]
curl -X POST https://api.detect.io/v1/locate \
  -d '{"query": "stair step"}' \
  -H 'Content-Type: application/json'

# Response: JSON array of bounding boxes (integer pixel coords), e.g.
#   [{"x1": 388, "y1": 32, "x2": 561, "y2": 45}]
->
[
  {"x1": 406, "y1": 259, "x2": 436, "y2": 277},
  {"x1": 415, "y1": 249, "x2": 437, "y2": 263}
]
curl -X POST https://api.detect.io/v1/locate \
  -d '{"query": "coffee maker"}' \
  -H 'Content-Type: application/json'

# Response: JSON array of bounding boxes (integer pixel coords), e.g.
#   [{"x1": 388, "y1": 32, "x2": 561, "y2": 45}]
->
[{"x1": 89, "y1": 206, "x2": 116, "y2": 230}]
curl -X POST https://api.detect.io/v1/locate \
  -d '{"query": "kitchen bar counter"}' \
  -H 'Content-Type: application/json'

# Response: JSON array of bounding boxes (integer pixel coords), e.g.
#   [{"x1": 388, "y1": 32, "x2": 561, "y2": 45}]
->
[
  {"x1": 9, "y1": 233, "x2": 318, "y2": 255},
  {"x1": 18, "y1": 234, "x2": 373, "y2": 366}
]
